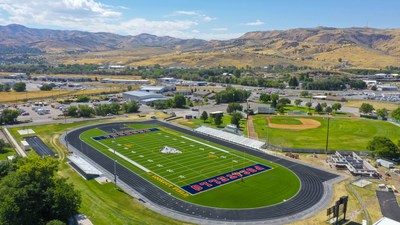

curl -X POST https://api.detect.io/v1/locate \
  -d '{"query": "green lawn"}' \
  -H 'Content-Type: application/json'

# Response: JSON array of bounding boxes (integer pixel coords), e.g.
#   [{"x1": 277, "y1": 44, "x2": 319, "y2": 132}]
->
[
  {"x1": 80, "y1": 124, "x2": 300, "y2": 208},
  {"x1": 9, "y1": 120, "x2": 190, "y2": 225},
  {"x1": 175, "y1": 114, "x2": 248, "y2": 136},
  {"x1": 0, "y1": 147, "x2": 15, "y2": 160},
  {"x1": 252, "y1": 115, "x2": 400, "y2": 151}
]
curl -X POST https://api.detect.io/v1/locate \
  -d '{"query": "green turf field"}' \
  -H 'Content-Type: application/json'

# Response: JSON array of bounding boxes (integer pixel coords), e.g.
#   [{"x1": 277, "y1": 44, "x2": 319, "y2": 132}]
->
[
  {"x1": 252, "y1": 115, "x2": 400, "y2": 151},
  {"x1": 80, "y1": 124, "x2": 300, "y2": 208}
]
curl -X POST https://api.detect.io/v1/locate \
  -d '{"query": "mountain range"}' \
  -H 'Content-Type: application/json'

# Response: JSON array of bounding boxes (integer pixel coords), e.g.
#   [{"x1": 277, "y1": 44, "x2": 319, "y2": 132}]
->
[{"x1": 1, "y1": 24, "x2": 400, "y2": 69}]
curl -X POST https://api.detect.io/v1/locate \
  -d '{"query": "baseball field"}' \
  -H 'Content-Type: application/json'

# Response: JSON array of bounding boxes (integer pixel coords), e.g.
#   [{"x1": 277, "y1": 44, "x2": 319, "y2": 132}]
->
[{"x1": 252, "y1": 115, "x2": 400, "y2": 151}]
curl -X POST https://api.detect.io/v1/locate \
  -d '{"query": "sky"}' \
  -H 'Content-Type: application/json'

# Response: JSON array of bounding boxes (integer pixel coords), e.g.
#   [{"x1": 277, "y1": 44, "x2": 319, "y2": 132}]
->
[{"x1": 0, "y1": 0, "x2": 400, "y2": 40}]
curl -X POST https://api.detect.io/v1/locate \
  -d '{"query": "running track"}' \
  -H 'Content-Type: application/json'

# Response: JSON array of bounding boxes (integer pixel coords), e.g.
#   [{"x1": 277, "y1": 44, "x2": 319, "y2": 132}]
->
[{"x1": 65, "y1": 120, "x2": 339, "y2": 223}]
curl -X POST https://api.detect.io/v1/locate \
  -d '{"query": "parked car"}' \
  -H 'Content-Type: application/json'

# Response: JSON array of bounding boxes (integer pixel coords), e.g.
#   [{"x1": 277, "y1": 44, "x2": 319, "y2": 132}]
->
[{"x1": 21, "y1": 112, "x2": 30, "y2": 116}]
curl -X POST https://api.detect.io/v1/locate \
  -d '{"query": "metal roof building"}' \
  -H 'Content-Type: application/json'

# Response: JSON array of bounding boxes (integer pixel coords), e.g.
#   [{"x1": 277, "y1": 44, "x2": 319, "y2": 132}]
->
[{"x1": 122, "y1": 91, "x2": 168, "y2": 104}]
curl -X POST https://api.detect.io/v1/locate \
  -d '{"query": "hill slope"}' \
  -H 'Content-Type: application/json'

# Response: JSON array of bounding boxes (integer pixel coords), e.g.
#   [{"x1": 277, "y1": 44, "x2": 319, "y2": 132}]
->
[{"x1": 1, "y1": 24, "x2": 400, "y2": 69}]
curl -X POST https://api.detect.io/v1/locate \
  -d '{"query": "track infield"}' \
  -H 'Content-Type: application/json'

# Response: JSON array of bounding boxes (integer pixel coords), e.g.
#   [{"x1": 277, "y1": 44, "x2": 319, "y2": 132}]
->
[{"x1": 65, "y1": 120, "x2": 340, "y2": 222}]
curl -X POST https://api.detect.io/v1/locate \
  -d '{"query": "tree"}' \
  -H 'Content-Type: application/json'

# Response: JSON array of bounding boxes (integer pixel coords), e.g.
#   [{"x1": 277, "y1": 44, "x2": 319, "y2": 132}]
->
[
  {"x1": 359, "y1": 103, "x2": 374, "y2": 114},
  {"x1": 278, "y1": 98, "x2": 291, "y2": 105},
  {"x1": 305, "y1": 102, "x2": 312, "y2": 108},
  {"x1": 0, "y1": 109, "x2": 20, "y2": 124},
  {"x1": 233, "y1": 69, "x2": 241, "y2": 78},
  {"x1": 0, "y1": 156, "x2": 81, "y2": 225},
  {"x1": 226, "y1": 103, "x2": 243, "y2": 113},
  {"x1": 275, "y1": 103, "x2": 285, "y2": 114},
  {"x1": 13, "y1": 82, "x2": 26, "y2": 92},
  {"x1": 294, "y1": 99, "x2": 302, "y2": 106},
  {"x1": 325, "y1": 106, "x2": 332, "y2": 114},
  {"x1": 321, "y1": 102, "x2": 327, "y2": 108},
  {"x1": 127, "y1": 85, "x2": 133, "y2": 91},
  {"x1": 214, "y1": 114, "x2": 223, "y2": 126},
  {"x1": 288, "y1": 76, "x2": 299, "y2": 87},
  {"x1": 4, "y1": 83, "x2": 11, "y2": 92},
  {"x1": 315, "y1": 103, "x2": 323, "y2": 113},
  {"x1": 94, "y1": 104, "x2": 111, "y2": 116},
  {"x1": 40, "y1": 84, "x2": 53, "y2": 91},
  {"x1": 77, "y1": 104, "x2": 94, "y2": 117},
  {"x1": 65, "y1": 106, "x2": 78, "y2": 117},
  {"x1": 122, "y1": 101, "x2": 139, "y2": 113},
  {"x1": 271, "y1": 94, "x2": 279, "y2": 108},
  {"x1": 376, "y1": 108, "x2": 388, "y2": 119},
  {"x1": 110, "y1": 102, "x2": 120, "y2": 115},
  {"x1": 391, "y1": 107, "x2": 400, "y2": 121},
  {"x1": 200, "y1": 111, "x2": 208, "y2": 122},
  {"x1": 300, "y1": 91, "x2": 309, "y2": 97},
  {"x1": 259, "y1": 93, "x2": 271, "y2": 103},
  {"x1": 230, "y1": 112, "x2": 243, "y2": 128},
  {"x1": 173, "y1": 94, "x2": 186, "y2": 108},
  {"x1": 367, "y1": 136, "x2": 399, "y2": 158},
  {"x1": 76, "y1": 95, "x2": 90, "y2": 102},
  {"x1": 332, "y1": 103, "x2": 342, "y2": 112},
  {"x1": 0, "y1": 139, "x2": 9, "y2": 154}
]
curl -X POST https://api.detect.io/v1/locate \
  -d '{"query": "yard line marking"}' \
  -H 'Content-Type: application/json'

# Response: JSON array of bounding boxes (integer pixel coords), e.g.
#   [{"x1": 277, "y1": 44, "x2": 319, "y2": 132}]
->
[
  {"x1": 94, "y1": 138, "x2": 151, "y2": 173},
  {"x1": 180, "y1": 135, "x2": 259, "y2": 164},
  {"x1": 181, "y1": 136, "x2": 229, "y2": 153}
]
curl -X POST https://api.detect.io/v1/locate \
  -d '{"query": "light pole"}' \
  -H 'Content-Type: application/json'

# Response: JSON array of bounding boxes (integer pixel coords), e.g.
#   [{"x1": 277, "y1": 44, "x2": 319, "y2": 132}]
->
[{"x1": 324, "y1": 117, "x2": 331, "y2": 155}]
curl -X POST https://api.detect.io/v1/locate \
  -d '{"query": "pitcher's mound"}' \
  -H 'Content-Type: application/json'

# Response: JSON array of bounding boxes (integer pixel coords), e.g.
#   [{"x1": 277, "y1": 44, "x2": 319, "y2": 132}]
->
[{"x1": 266, "y1": 117, "x2": 321, "y2": 130}]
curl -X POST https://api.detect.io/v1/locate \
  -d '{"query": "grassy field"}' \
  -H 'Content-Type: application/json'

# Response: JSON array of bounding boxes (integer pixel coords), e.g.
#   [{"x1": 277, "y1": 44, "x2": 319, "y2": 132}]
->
[
  {"x1": 252, "y1": 115, "x2": 400, "y2": 151},
  {"x1": 0, "y1": 147, "x2": 15, "y2": 160},
  {"x1": 0, "y1": 87, "x2": 124, "y2": 103},
  {"x1": 8, "y1": 119, "x2": 190, "y2": 225},
  {"x1": 81, "y1": 124, "x2": 299, "y2": 208}
]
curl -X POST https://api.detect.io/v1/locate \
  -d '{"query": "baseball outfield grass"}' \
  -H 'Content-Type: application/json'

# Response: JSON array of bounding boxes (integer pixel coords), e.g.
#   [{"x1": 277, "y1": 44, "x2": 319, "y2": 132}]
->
[{"x1": 252, "y1": 115, "x2": 400, "y2": 151}]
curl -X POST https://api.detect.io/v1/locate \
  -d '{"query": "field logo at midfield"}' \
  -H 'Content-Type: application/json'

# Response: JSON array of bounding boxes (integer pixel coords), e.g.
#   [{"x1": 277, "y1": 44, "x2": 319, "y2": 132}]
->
[
  {"x1": 92, "y1": 128, "x2": 159, "y2": 140},
  {"x1": 181, "y1": 164, "x2": 271, "y2": 194}
]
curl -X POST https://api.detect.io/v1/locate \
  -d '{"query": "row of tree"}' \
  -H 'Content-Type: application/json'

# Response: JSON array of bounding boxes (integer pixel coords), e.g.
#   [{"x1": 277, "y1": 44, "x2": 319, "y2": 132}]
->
[
  {"x1": 0, "y1": 82, "x2": 26, "y2": 92},
  {"x1": 215, "y1": 86, "x2": 251, "y2": 104},
  {"x1": 359, "y1": 104, "x2": 400, "y2": 121},
  {"x1": 65, "y1": 102, "x2": 139, "y2": 118}
]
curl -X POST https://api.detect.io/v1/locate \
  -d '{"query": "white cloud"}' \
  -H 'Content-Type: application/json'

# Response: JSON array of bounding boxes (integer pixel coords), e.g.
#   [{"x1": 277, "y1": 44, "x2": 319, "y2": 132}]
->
[
  {"x1": 212, "y1": 27, "x2": 228, "y2": 31},
  {"x1": 172, "y1": 10, "x2": 215, "y2": 22},
  {"x1": 202, "y1": 16, "x2": 216, "y2": 22},
  {"x1": 0, "y1": 1, "x2": 236, "y2": 40},
  {"x1": 175, "y1": 10, "x2": 197, "y2": 16},
  {"x1": 241, "y1": 19, "x2": 265, "y2": 26}
]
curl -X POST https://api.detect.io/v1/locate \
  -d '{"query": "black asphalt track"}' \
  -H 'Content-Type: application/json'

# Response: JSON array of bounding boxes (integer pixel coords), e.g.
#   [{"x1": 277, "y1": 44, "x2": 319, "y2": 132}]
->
[{"x1": 65, "y1": 121, "x2": 338, "y2": 222}]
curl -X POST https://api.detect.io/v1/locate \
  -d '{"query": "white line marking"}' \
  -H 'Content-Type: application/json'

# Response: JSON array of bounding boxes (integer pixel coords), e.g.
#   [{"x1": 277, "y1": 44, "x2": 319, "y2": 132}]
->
[
  {"x1": 181, "y1": 136, "x2": 229, "y2": 153},
  {"x1": 94, "y1": 139, "x2": 151, "y2": 173}
]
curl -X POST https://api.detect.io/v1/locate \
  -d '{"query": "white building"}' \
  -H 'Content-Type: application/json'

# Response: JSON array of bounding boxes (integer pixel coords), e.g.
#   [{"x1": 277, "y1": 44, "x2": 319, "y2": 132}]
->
[
  {"x1": 122, "y1": 91, "x2": 168, "y2": 104},
  {"x1": 140, "y1": 86, "x2": 175, "y2": 93}
]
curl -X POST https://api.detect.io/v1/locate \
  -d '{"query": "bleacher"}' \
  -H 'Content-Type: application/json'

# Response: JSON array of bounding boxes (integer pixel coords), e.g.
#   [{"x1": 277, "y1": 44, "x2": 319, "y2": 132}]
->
[{"x1": 195, "y1": 126, "x2": 265, "y2": 149}]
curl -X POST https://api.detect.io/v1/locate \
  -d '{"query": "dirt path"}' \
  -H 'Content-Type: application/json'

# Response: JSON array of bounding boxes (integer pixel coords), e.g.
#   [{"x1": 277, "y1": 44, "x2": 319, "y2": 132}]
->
[
  {"x1": 265, "y1": 116, "x2": 321, "y2": 130},
  {"x1": 247, "y1": 117, "x2": 258, "y2": 140}
]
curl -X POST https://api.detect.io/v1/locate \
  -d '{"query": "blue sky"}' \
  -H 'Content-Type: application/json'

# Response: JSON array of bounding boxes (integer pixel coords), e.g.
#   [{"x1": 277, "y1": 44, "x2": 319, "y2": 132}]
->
[{"x1": 0, "y1": 0, "x2": 399, "y2": 40}]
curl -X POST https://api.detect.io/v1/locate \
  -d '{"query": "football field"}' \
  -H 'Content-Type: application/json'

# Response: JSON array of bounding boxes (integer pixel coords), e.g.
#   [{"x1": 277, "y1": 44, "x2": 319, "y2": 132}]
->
[{"x1": 80, "y1": 124, "x2": 300, "y2": 208}]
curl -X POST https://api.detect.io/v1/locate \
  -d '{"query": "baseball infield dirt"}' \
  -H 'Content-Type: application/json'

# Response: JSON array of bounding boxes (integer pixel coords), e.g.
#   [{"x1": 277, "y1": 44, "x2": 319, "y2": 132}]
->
[{"x1": 266, "y1": 116, "x2": 321, "y2": 130}]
